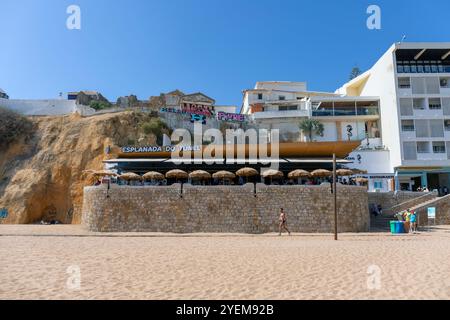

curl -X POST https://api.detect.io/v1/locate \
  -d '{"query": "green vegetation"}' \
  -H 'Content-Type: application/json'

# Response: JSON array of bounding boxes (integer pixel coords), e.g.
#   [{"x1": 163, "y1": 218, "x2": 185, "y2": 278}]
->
[
  {"x1": 299, "y1": 119, "x2": 324, "y2": 142},
  {"x1": 89, "y1": 100, "x2": 112, "y2": 111},
  {"x1": 349, "y1": 66, "x2": 362, "y2": 80},
  {"x1": 140, "y1": 118, "x2": 172, "y2": 145},
  {"x1": 0, "y1": 106, "x2": 34, "y2": 149}
]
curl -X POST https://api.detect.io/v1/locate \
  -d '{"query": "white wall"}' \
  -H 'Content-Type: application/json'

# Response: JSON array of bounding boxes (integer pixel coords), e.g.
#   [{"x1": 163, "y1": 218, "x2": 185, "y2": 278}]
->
[{"x1": 0, "y1": 98, "x2": 76, "y2": 116}]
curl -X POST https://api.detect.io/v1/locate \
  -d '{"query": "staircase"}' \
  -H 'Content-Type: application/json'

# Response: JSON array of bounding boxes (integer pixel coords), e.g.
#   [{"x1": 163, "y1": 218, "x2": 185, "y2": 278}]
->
[
  {"x1": 369, "y1": 192, "x2": 442, "y2": 232},
  {"x1": 370, "y1": 214, "x2": 395, "y2": 232}
]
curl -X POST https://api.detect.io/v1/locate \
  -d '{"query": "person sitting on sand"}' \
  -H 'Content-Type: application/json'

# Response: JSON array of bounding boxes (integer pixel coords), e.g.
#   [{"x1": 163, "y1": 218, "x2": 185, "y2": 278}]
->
[{"x1": 278, "y1": 208, "x2": 291, "y2": 236}]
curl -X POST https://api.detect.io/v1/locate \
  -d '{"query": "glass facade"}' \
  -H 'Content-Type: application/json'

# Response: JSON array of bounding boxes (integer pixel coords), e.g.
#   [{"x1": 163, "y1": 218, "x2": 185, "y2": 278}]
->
[{"x1": 397, "y1": 61, "x2": 450, "y2": 74}]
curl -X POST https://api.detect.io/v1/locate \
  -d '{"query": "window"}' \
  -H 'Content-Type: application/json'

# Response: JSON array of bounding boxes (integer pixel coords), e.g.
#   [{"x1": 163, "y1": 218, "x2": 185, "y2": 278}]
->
[
  {"x1": 403, "y1": 142, "x2": 417, "y2": 160},
  {"x1": 432, "y1": 142, "x2": 446, "y2": 154},
  {"x1": 257, "y1": 93, "x2": 263, "y2": 100},
  {"x1": 415, "y1": 120, "x2": 429, "y2": 137},
  {"x1": 279, "y1": 105, "x2": 297, "y2": 111},
  {"x1": 413, "y1": 98, "x2": 426, "y2": 110},
  {"x1": 429, "y1": 120, "x2": 444, "y2": 137},
  {"x1": 401, "y1": 120, "x2": 415, "y2": 132},
  {"x1": 447, "y1": 142, "x2": 450, "y2": 159},
  {"x1": 443, "y1": 98, "x2": 450, "y2": 116},
  {"x1": 440, "y1": 78, "x2": 449, "y2": 88},
  {"x1": 429, "y1": 98, "x2": 442, "y2": 110},
  {"x1": 425, "y1": 77, "x2": 441, "y2": 94},
  {"x1": 279, "y1": 96, "x2": 286, "y2": 101},
  {"x1": 417, "y1": 142, "x2": 430, "y2": 154},
  {"x1": 411, "y1": 78, "x2": 426, "y2": 94},
  {"x1": 444, "y1": 120, "x2": 450, "y2": 131},
  {"x1": 398, "y1": 77, "x2": 411, "y2": 89},
  {"x1": 374, "y1": 181, "x2": 383, "y2": 190},
  {"x1": 400, "y1": 99, "x2": 413, "y2": 116}
]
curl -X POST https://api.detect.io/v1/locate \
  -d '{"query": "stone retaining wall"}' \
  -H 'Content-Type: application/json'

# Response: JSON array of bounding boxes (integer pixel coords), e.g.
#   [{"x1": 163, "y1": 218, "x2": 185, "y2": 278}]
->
[
  {"x1": 82, "y1": 184, "x2": 369, "y2": 233},
  {"x1": 368, "y1": 191, "x2": 437, "y2": 214}
]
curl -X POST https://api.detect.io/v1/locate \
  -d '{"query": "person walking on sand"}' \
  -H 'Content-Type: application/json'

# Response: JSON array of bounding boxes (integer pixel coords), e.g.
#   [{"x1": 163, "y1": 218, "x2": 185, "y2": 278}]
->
[{"x1": 278, "y1": 208, "x2": 291, "y2": 236}]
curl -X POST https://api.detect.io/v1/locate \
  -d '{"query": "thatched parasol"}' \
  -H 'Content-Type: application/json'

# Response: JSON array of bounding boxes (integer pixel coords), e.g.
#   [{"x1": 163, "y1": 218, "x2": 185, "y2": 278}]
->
[
  {"x1": 288, "y1": 169, "x2": 310, "y2": 179},
  {"x1": 311, "y1": 169, "x2": 332, "y2": 177},
  {"x1": 336, "y1": 169, "x2": 354, "y2": 177},
  {"x1": 351, "y1": 168, "x2": 368, "y2": 175},
  {"x1": 261, "y1": 169, "x2": 284, "y2": 178},
  {"x1": 120, "y1": 172, "x2": 142, "y2": 181},
  {"x1": 356, "y1": 177, "x2": 369, "y2": 184},
  {"x1": 84, "y1": 170, "x2": 118, "y2": 177},
  {"x1": 189, "y1": 170, "x2": 211, "y2": 180},
  {"x1": 142, "y1": 171, "x2": 165, "y2": 180},
  {"x1": 212, "y1": 171, "x2": 236, "y2": 180},
  {"x1": 236, "y1": 167, "x2": 259, "y2": 177},
  {"x1": 165, "y1": 169, "x2": 189, "y2": 180}
]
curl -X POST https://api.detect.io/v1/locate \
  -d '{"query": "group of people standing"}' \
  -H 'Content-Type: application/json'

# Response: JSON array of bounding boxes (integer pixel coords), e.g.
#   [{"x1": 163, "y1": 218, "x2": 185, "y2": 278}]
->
[{"x1": 395, "y1": 209, "x2": 418, "y2": 234}]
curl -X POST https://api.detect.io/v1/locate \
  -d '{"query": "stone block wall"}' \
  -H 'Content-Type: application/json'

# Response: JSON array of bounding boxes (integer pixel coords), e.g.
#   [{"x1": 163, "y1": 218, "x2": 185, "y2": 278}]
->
[
  {"x1": 415, "y1": 195, "x2": 450, "y2": 226},
  {"x1": 82, "y1": 184, "x2": 369, "y2": 234},
  {"x1": 368, "y1": 191, "x2": 437, "y2": 214}
]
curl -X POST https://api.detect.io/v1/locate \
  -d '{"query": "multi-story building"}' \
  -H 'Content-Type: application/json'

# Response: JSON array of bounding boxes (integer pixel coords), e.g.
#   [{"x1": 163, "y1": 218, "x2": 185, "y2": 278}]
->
[
  {"x1": 337, "y1": 42, "x2": 450, "y2": 192},
  {"x1": 241, "y1": 81, "x2": 391, "y2": 191}
]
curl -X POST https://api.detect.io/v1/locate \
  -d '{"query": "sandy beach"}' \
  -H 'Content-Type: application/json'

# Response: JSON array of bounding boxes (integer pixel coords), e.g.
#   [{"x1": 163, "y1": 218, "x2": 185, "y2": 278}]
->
[{"x1": 1, "y1": 225, "x2": 450, "y2": 300}]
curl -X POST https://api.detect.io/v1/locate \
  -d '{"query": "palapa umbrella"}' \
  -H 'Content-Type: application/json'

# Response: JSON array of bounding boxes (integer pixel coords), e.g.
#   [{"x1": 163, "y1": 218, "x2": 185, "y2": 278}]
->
[
  {"x1": 336, "y1": 169, "x2": 354, "y2": 177},
  {"x1": 261, "y1": 169, "x2": 283, "y2": 185},
  {"x1": 212, "y1": 171, "x2": 235, "y2": 185},
  {"x1": 84, "y1": 170, "x2": 118, "y2": 177},
  {"x1": 119, "y1": 172, "x2": 142, "y2": 181},
  {"x1": 351, "y1": 168, "x2": 368, "y2": 175},
  {"x1": 236, "y1": 168, "x2": 259, "y2": 177},
  {"x1": 142, "y1": 171, "x2": 165, "y2": 180},
  {"x1": 356, "y1": 177, "x2": 369, "y2": 184},
  {"x1": 189, "y1": 170, "x2": 211, "y2": 180},
  {"x1": 310, "y1": 169, "x2": 332, "y2": 177},
  {"x1": 165, "y1": 169, "x2": 189, "y2": 180},
  {"x1": 236, "y1": 167, "x2": 259, "y2": 184},
  {"x1": 287, "y1": 169, "x2": 310, "y2": 179}
]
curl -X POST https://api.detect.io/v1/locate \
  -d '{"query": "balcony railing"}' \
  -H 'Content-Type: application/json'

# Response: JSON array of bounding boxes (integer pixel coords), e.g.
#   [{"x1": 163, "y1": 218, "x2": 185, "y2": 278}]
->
[{"x1": 313, "y1": 107, "x2": 379, "y2": 117}]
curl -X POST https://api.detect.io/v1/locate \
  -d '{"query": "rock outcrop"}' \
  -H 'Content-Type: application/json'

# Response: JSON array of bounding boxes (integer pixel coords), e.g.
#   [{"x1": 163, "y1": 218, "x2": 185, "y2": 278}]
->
[{"x1": 0, "y1": 111, "x2": 157, "y2": 224}]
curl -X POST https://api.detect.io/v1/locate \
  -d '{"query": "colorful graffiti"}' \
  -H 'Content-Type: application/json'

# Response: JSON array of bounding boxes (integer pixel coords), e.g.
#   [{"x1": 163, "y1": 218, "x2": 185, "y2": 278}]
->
[
  {"x1": 181, "y1": 103, "x2": 215, "y2": 117},
  {"x1": 217, "y1": 111, "x2": 246, "y2": 122}
]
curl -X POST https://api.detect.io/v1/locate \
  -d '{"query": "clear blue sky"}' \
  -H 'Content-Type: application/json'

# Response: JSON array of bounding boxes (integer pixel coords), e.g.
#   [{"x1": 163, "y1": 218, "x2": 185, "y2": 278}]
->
[{"x1": 1, "y1": 0, "x2": 449, "y2": 106}]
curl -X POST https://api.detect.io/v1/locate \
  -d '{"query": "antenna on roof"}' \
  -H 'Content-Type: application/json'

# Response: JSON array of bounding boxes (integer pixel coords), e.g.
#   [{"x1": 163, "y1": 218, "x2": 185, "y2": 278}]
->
[{"x1": 400, "y1": 35, "x2": 407, "y2": 43}]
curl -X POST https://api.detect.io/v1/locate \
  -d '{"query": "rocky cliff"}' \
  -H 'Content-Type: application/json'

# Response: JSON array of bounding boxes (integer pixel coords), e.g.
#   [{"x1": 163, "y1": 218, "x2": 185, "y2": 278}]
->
[{"x1": 0, "y1": 111, "x2": 157, "y2": 224}]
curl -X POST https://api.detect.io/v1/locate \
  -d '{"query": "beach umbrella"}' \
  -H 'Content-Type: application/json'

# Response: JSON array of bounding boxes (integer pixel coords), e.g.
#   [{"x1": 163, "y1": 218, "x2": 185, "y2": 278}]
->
[
  {"x1": 212, "y1": 171, "x2": 235, "y2": 185},
  {"x1": 236, "y1": 167, "x2": 259, "y2": 184},
  {"x1": 165, "y1": 169, "x2": 189, "y2": 180},
  {"x1": 336, "y1": 169, "x2": 354, "y2": 177},
  {"x1": 261, "y1": 169, "x2": 284, "y2": 178},
  {"x1": 236, "y1": 167, "x2": 259, "y2": 177},
  {"x1": 142, "y1": 171, "x2": 165, "y2": 180},
  {"x1": 261, "y1": 169, "x2": 284, "y2": 185},
  {"x1": 311, "y1": 169, "x2": 332, "y2": 178},
  {"x1": 356, "y1": 177, "x2": 369, "y2": 184},
  {"x1": 119, "y1": 172, "x2": 142, "y2": 181},
  {"x1": 84, "y1": 170, "x2": 118, "y2": 177},
  {"x1": 287, "y1": 169, "x2": 310, "y2": 179},
  {"x1": 351, "y1": 168, "x2": 368, "y2": 175},
  {"x1": 189, "y1": 170, "x2": 211, "y2": 180}
]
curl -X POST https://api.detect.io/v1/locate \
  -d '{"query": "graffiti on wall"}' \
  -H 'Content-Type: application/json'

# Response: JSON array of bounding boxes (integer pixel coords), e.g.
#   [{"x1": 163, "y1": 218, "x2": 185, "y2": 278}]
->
[
  {"x1": 181, "y1": 103, "x2": 215, "y2": 117},
  {"x1": 217, "y1": 111, "x2": 246, "y2": 123}
]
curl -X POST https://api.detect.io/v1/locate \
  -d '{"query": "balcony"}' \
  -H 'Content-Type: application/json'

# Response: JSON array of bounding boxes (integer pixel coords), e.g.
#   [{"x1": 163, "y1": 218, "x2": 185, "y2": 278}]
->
[{"x1": 252, "y1": 109, "x2": 310, "y2": 120}]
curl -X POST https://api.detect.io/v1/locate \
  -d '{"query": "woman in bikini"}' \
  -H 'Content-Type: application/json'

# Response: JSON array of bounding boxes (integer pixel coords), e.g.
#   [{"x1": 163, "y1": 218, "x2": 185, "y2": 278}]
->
[{"x1": 279, "y1": 208, "x2": 291, "y2": 236}]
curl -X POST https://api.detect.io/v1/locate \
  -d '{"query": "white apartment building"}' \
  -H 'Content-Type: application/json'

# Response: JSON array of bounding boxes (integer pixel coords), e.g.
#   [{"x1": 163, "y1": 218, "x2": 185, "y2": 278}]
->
[
  {"x1": 242, "y1": 81, "x2": 391, "y2": 191},
  {"x1": 337, "y1": 42, "x2": 450, "y2": 192}
]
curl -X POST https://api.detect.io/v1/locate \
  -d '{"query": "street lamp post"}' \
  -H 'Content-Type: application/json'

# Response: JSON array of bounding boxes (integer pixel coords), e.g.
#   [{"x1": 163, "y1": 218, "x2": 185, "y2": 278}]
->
[{"x1": 333, "y1": 153, "x2": 338, "y2": 241}]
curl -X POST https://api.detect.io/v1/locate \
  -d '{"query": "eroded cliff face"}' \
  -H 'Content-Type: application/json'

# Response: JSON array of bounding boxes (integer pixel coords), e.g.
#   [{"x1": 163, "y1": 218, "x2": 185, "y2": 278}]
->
[{"x1": 0, "y1": 111, "x2": 156, "y2": 224}]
